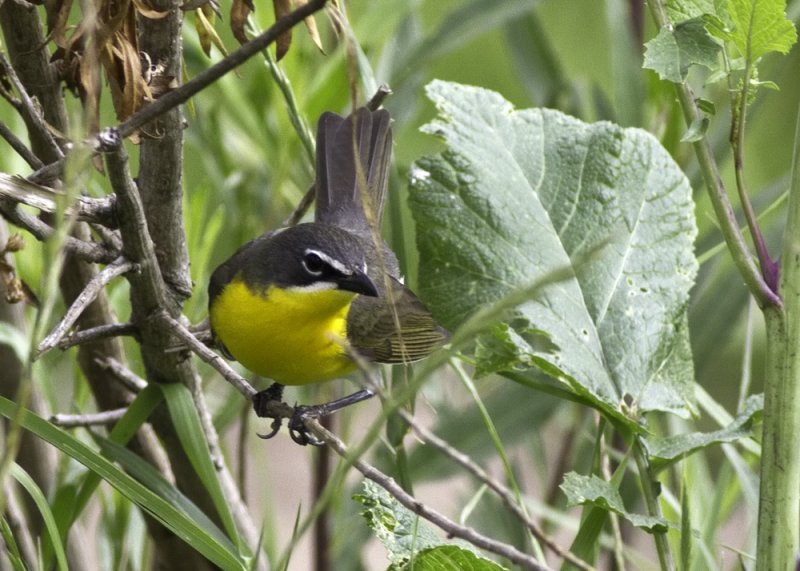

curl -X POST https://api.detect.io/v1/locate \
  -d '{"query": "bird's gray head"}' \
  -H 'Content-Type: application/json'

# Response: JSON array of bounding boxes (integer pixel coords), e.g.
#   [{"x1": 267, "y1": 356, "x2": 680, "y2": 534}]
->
[{"x1": 268, "y1": 223, "x2": 378, "y2": 297}]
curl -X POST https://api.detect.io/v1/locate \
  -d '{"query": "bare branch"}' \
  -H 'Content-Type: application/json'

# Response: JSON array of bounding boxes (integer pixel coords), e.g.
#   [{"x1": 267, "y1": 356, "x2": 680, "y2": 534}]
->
[
  {"x1": 0, "y1": 120, "x2": 44, "y2": 170},
  {"x1": 366, "y1": 85, "x2": 392, "y2": 111},
  {"x1": 35, "y1": 257, "x2": 137, "y2": 357},
  {"x1": 94, "y1": 357, "x2": 148, "y2": 393},
  {"x1": 282, "y1": 184, "x2": 316, "y2": 227},
  {"x1": 0, "y1": 173, "x2": 116, "y2": 226},
  {"x1": 0, "y1": 198, "x2": 119, "y2": 264},
  {"x1": 0, "y1": 51, "x2": 63, "y2": 161},
  {"x1": 304, "y1": 418, "x2": 552, "y2": 571},
  {"x1": 58, "y1": 322, "x2": 137, "y2": 350},
  {"x1": 158, "y1": 311, "x2": 256, "y2": 399},
  {"x1": 400, "y1": 411, "x2": 594, "y2": 571},
  {"x1": 51, "y1": 408, "x2": 128, "y2": 427}
]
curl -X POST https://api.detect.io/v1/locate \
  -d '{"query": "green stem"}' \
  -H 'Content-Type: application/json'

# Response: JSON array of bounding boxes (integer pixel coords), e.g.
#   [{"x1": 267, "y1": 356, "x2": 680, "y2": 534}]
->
[
  {"x1": 755, "y1": 103, "x2": 800, "y2": 571},
  {"x1": 731, "y1": 62, "x2": 777, "y2": 290},
  {"x1": 633, "y1": 437, "x2": 674, "y2": 571},
  {"x1": 646, "y1": 0, "x2": 779, "y2": 308}
]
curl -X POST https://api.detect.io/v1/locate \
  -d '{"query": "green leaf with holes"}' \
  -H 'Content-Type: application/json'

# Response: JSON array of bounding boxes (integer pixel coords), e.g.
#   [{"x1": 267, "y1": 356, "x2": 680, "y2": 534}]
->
[
  {"x1": 408, "y1": 81, "x2": 698, "y2": 426},
  {"x1": 354, "y1": 480, "x2": 506, "y2": 570}
]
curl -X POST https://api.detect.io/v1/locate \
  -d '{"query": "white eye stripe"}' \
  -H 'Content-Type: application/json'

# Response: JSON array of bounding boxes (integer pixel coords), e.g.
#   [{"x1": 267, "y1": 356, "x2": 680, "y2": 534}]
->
[
  {"x1": 303, "y1": 248, "x2": 351, "y2": 275},
  {"x1": 287, "y1": 281, "x2": 338, "y2": 292}
]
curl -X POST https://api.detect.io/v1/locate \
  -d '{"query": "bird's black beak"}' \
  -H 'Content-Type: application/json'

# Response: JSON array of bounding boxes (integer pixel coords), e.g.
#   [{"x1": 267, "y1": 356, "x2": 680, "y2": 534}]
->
[{"x1": 337, "y1": 270, "x2": 379, "y2": 297}]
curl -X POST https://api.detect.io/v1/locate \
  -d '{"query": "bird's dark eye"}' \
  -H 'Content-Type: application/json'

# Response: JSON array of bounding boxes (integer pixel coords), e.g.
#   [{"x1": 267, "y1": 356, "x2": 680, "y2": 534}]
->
[{"x1": 303, "y1": 251, "x2": 326, "y2": 275}]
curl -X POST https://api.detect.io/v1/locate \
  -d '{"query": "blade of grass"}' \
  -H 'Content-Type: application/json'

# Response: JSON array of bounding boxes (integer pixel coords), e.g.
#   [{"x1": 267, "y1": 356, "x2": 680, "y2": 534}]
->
[
  {"x1": 159, "y1": 383, "x2": 243, "y2": 551},
  {"x1": 0, "y1": 396, "x2": 246, "y2": 570},
  {"x1": 10, "y1": 462, "x2": 68, "y2": 571}
]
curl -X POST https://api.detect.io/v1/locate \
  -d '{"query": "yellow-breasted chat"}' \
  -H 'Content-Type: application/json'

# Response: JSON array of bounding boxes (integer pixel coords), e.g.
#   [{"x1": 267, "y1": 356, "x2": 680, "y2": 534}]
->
[{"x1": 208, "y1": 106, "x2": 448, "y2": 444}]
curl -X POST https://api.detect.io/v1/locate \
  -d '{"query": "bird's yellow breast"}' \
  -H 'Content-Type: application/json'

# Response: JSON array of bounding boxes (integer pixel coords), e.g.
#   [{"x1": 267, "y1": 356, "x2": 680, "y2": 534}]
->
[{"x1": 209, "y1": 277, "x2": 358, "y2": 385}]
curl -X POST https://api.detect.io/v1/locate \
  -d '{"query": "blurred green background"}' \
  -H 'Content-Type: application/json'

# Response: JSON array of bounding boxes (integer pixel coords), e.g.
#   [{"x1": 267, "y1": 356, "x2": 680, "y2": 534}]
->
[{"x1": 3, "y1": 0, "x2": 798, "y2": 568}]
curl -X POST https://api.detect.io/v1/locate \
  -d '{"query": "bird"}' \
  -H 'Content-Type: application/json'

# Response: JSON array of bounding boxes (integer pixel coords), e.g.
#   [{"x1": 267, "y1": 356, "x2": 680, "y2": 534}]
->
[{"x1": 207, "y1": 106, "x2": 448, "y2": 444}]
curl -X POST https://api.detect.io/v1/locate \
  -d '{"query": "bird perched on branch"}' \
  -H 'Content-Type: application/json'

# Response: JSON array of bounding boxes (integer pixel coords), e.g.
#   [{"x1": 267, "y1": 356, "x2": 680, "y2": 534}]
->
[{"x1": 208, "y1": 106, "x2": 448, "y2": 444}]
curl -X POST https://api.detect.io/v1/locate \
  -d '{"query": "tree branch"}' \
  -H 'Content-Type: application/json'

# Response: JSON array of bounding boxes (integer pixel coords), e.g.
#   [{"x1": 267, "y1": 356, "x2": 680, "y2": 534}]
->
[
  {"x1": 0, "y1": 51, "x2": 63, "y2": 162},
  {"x1": 0, "y1": 173, "x2": 116, "y2": 226},
  {"x1": 94, "y1": 357, "x2": 148, "y2": 393},
  {"x1": 0, "y1": 120, "x2": 43, "y2": 170},
  {"x1": 58, "y1": 322, "x2": 138, "y2": 350},
  {"x1": 304, "y1": 417, "x2": 552, "y2": 571},
  {"x1": 51, "y1": 408, "x2": 128, "y2": 427},
  {"x1": 158, "y1": 311, "x2": 256, "y2": 399},
  {"x1": 36, "y1": 257, "x2": 136, "y2": 357},
  {"x1": 400, "y1": 410, "x2": 594, "y2": 571},
  {"x1": 0, "y1": 198, "x2": 118, "y2": 264}
]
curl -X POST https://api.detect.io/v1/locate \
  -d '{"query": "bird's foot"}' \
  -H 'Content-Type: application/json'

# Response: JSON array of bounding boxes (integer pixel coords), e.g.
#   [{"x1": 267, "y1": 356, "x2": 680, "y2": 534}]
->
[
  {"x1": 288, "y1": 405, "x2": 325, "y2": 446},
  {"x1": 253, "y1": 383, "x2": 286, "y2": 440}
]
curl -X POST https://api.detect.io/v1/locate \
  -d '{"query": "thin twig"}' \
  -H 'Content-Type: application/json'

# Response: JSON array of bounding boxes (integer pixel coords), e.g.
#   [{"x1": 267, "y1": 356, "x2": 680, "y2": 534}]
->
[
  {"x1": 35, "y1": 257, "x2": 136, "y2": 357},
  {"x1": 27, "y1": 159, "x2": 64, "y2": 186},
  {"x1": 0, "y1": 51, "x2": 63, "y2": 161},
  {"x1": 633, "y1": 436, "x2": 674, "y2": 571},
  {"x1": 94, "y1": 357, "x2": 148, "y2": 393},
  {"x1": 89, "y1": 223, "x2": 124, "y2": 252},
  {"x1": 400, "y1": 410, "x2": 594, "y2": 571},
  {"x1": 0, "y1": 198, "x2": 118, "y2": 264},
  {"x1": 282, "y1": 185, "x2": 316, "y2": 226},
  {"x1": 158, "y1": 311, "x2": 256, "y2": 399},
  {"x1": 366, "y1": 85, "x2": 392, "y2": 111},
  {"x1": 304, "y1": 417, "x2": 552, "y2": 571},
  {"x1": 600, "y1": 431, "x2": 626, "y2": 571},
  {"x1": 50, "y1": 408, "x2": 128, "y2": 427},
  {"x1": 0, "y1": 120, "x2": 44, "y2": 170},
  {"x1": 58, "y1": 322, "x2": 138, "y2": 350}
]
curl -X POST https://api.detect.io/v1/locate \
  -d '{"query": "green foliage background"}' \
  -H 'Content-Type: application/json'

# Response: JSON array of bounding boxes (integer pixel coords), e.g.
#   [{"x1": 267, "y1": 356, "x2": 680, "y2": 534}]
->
[{"x1": 2, "y1": 0, "x2": 799, "y2": 569}]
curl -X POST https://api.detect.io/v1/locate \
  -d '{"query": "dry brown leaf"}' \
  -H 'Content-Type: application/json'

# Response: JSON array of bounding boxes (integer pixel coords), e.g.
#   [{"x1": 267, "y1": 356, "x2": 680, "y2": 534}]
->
[
  {"x1": 230, "y1": 0, "x2": 253, "y2": 45},
  {"x1": 80, "y1": 47, "x2": 102, "y2": 135},
  {"x1": 273, "y1": 0, "x2": 292, "y2": 61},
  {"x1": 132, "y1": 0, "x2": 169, "y2": 19},
  {"x1": 303, "y1": 11, "x2": 324, "y2": 53},
  {"x1": 195, "y1": 6, "x2": 228, "y2": 57}
]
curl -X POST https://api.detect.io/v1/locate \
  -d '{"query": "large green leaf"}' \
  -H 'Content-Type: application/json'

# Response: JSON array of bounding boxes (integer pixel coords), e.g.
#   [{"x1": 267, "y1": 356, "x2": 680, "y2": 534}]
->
[{"x1": 408, "y1": 81, "x2": 698, "y2": 424}]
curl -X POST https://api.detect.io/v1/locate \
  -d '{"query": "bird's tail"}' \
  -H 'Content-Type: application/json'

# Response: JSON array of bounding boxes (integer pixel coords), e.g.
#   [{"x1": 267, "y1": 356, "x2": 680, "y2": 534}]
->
[{"x1": 314, "y1": 107, "x2": 392, "y2": 235}]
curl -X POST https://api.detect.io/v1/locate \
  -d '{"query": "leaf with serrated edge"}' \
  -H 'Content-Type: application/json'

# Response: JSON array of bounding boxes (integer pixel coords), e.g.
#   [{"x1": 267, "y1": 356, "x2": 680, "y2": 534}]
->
[
  {"x1": 643, "y1": 18, "x2": 721, "y2": 83},
  {"x1": 561, "y1": 472, "x2": 669, "y2": 533},
  {"x1": 409, "y1": 81, "x2": 698, "y2": 424},
  {"x1": 646, "y1": 394, "x2": 763, "y2": 471},
  {"x1": 728, "y1": 0, "x2": 797, "y2": 61}
]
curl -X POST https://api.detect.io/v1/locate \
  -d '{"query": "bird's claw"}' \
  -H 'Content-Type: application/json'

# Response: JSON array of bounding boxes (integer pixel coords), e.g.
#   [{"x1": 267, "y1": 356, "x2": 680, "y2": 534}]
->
[
  {"x1": 288, "y1": 405, "x2": 324, "y2": 446},
  {"x1": 256, "y1": 417, "x2": 282, "y2": 440}
]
